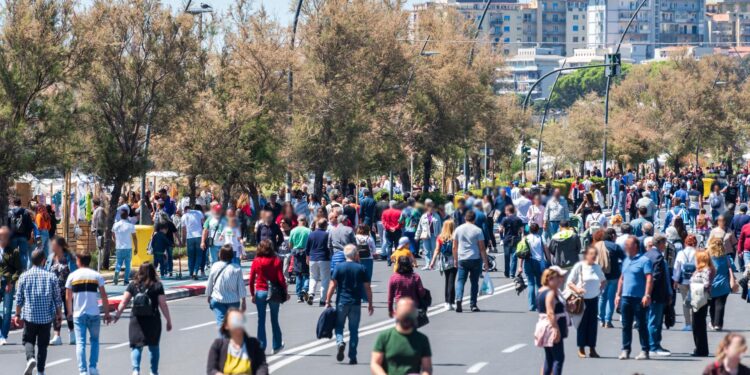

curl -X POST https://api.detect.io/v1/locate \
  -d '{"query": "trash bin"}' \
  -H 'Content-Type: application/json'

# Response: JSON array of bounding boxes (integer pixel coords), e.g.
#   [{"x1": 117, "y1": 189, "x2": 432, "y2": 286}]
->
[
  {"x1": 703, "y1": 178, "x2": 713, "y2": 199},
  {"x1": 132, "y1": 225, "x2": 154, "y2": 267}
]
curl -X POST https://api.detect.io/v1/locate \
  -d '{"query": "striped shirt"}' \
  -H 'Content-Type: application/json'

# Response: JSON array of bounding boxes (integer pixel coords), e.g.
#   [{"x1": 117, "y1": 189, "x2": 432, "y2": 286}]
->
[
  {"x1": 65, "y1": 267, "x2": 105, "y2": 317},
  {"x1": 16, "y1": 266, "x2": 62, "y2": 324},
  {"x1": 206, "y1": 261, "x2": 247, "y2": 304}
]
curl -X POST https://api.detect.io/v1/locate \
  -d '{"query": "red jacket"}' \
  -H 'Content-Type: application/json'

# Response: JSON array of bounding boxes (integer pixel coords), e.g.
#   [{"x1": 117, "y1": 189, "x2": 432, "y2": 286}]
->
[
  {"x1": 248, "y1": 256, "x2": 286, "y2": 294},
  {"x1": 738, "y1": 223, "x2": 750, "y2": 254},
  {"x1": 381, "y1": 208, "x2": 402, "y2": 232}
]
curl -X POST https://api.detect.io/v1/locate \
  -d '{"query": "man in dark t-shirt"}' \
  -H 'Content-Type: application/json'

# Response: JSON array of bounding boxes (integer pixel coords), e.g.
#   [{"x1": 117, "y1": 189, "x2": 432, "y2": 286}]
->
[{"x1": 499, "y1": 205, "x2": 524, "y2": 278}]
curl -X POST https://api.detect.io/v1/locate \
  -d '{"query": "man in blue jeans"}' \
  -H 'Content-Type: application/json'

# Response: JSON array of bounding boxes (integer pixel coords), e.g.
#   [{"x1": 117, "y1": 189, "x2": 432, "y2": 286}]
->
[
  {"x1": 644, "y1": 234, "x2": 673, "y2": 357},
  {"x1": 325, "y1": 244, "x2": 373, "y2": 365},
  {"x1": 452, "y1": 210, "x2": 490, "y2": 313},
  {"x1": 111, "y1": 210, "x2": 136, "y2": 285},
  {"x1": 181, "y1": 205, "x2": 205, "y2": 280},
  {"x1": 615, "y1": 236, "x2": 653, "y2": 361},
  {"x1": 8, "y1": 198, "x2": 34, "y2": 270},
  {"x1": 66, "y1": 250, "x2": 111, "y2": 375}
]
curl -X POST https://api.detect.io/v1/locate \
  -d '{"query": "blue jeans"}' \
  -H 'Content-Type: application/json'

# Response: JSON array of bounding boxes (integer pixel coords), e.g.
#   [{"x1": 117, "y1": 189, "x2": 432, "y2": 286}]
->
[
  {"x1": 404, "y1": 231, "x2": 418, "y2": 255},
  {"x1": 209, "y1": 299, "x2": 239, "y2": 334},
  {"x1": 504, "y1": 237, "x2": 519, "y2": 277},
  {"x1": 12, "y1": 237, "x2": 31, "y2": 270},
  {"x1": 295, "y1": 274, "x2": 309, "y2": 298},
  {"x1": 523, "y1": 258, "x2": 545, "y2": 311},
  {"x1": 421, "y1": 237, "x2": 436, "y2": 264},
  {"x1": 0, "y1": 279, "x2": 14, "y2": 339},
  {"x1": 186, "y1": 238, "x2": 203, "y2": 276},
  {"x1": 74, "y1": 314, "x2": 101, "y2": 373},
  {"x1": 360, "y1": 259, "x2": 373, "y2": 302},
  {"x1": 647, "y1": 302, "x2": 665, "y2": 351},
  {"x1": 131, "y1": 345, "x2": 160, "y2": 374},
  {"x1": 620, "y1": 297, "x2": 649, "y2": 352},
  {"x1": 456, "y1": 259, "x2": 482, "y2": 305},
  {"x1": 114, "y1": 248, "x2": 132, "y2": 284},
  {"x1": 255, "y1": 290, "x2": 282, "y2": 351},
  {"x1": 546, "y1": 221, "x2": 560, "y2": 240},
  {"x1": 728, "y1": 254, "x2": 738, "y2": 273},
  {"x1": 165, "y1": 247, "x2": 173, "y2": 274},
  {"x1": 689, "y1": 209, "x2": 699, "y2": 229},
  {"x1": 598, "y1": 279, "x2": 618, "y2": 324},
  {"x1": 335, "y1": 304, "x2": 361, "y2": 361},
  {"x1": 664, "y1": 197, "x2": 672, "y2": 210},
  {"x1": 742, "y1": 252, "x2": 750, "y2": 273},
  {"x1": 383, "y1": 230, "x2": 401, "y2": 266},
  {"x1": 209, "y1": 245, "x2": 221, "y2": 265},
  {"x1": 39, "y1": 230, "x2": 50, "y2": 256},
  {"x1": 153, "y1": 253, "x2": 167, "y2": 277}
]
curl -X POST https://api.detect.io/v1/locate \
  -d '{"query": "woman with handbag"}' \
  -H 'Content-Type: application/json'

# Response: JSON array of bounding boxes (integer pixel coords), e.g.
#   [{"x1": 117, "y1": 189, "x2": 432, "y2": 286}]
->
[
  {"x1": 517, "y1": 223, "x2": 549, "y2": 311},
  {"x1": 248, "y1": 239, "x2": 288, "y2": 353},
  {"x1": 708, "y1": 237, "x2": 738, "y2": 331},
  {"x1": 566, "y1": 246, "x2": 606, "y2": 358},
  {"x1": 691, "y1": 250, "x2": 715, "y2": 357},
  {"x1": 428, "y1": 220, "x2": 457, "y2": 310},
  {"x1": 387, "y1": 256, "x2": 427, "y2": 318},
  {"x1": 535, "y1": 267, "x2": 568, "y2": 375}
]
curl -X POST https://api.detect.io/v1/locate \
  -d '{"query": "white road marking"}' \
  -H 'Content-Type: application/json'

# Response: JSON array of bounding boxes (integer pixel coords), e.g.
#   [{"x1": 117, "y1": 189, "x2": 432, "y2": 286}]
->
[
  {"x1": 106, "y1": 342, "x2": 130, "y2": 350},
  {"x1": 179, "y1": 321, "x2": 216, "y2": 331},
  {"x1": 467, "y1": 361, "x2": 489, "y2": 373},
  {"x1": 46, "y1": 358, "x2": 72, "y2": 367},
  {"x1": 501, "y1": 343, "x2": 527, "y2": 353},
  {"x1": 268, "y1": 282, "x2": 516, "y2": 371}
]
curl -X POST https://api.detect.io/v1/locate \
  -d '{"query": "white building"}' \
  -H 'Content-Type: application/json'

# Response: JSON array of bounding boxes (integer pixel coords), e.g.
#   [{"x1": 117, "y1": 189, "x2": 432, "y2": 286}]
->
[{"x1": 497, "y1": 47, "x2": 564, "y2": 99}]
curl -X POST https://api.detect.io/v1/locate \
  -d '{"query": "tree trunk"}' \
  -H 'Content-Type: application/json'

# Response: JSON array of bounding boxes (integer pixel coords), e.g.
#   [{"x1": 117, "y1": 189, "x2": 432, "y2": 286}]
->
[
  {"x1": 653, "y1": 155, "x2": 660, "y2": 179},
  {"x1": 341, "y1": 176, "x2": 349, "y2": 197},
  {"x1": 0, "y1": 175, "x2": 9, "y2": 227},
  {"x1": 399, "y1": 168, "x2": 411, "y2": 194},
  {"x1": 365, "y1": 178, "x2": 373, "y2": 194},
  {"x1": 672, "y1": 157, "x2": 681, "y2": 173},
  {"x1": 187, "y1": 175, "x2": 197, "y2": 207},
  {"x1": 579, "y1": 161, "x2": 585, "y2": 178},
  {"x1": 422, "y1": 152, "x2": 432, "y2": 192},
  {"x1": 313, "y1": 167, "x2": 325, "y2": 197},
  {"x1": 221, "y1": 180, "x2": 233, "y2": 209},
  {"x1": 472, "y1": 155, "x2": 481, "y2": 187},
  {"x1": 105, "y1": 180, "x2": 124, "y2": 270},
  {"x1": 247, "y1": 183, "x2": 261, "y2": 222}
]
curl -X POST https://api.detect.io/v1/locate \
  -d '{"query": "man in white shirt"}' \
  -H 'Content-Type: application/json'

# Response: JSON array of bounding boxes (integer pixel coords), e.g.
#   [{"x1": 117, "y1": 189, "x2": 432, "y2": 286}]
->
[
  {"x1": 514, "y1": 189, "x2": 532, "y2": 224},
  {"x1": 111, "y1": 211, "x2": 136, "y2": 285},
  {"x1": 181, "y1": 205, "x2": 205, "y2": 280}
]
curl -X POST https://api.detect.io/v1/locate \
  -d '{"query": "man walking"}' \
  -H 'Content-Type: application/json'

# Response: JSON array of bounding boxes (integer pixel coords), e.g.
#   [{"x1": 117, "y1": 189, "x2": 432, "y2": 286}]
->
[
  {"x1": 329, "y1": 215, "x2": 356, "y2": 253},
  {"x1": 615, "y1": 236, "x2": 653, "y2": 361},
  {"x1": 111, "y1": 210, "x2": 137, "y2": 285},
  {"x1": 452, "y1": 210, "x2": 490, "y2": 313},
  {"x1": 181, "y1": 204, "x2": 205, "y2": 280},
  {"x1": 0, "y1": 226, "x2": 22, "y2": 346},
  {"x1": 14, "y1": 249, "x2": 62, "y2": 375},
  {"x1": 381, "y1": 201, "x2": 402, "y2": 264},
  {"x1": 8, "y1": 197, "x2": 34, "y2": 269},
  {"x1": 290, "y1": 216, "x2": 311, "y2": 302},
  {"x1": 371, "y1": 298, "x2": 433, "y2": 375},
  {"x1": 543, "y1": 189, "x2": 570, "y2": 239},
  {"x1": 499, "y1": 205, "x2": 524, "y2": 278},
  {"x1": 66, "y1": 250, "x2": 111, "y2": 375},
  {"x1": 325, "y1": 244, "x2": 373, "y2": 365},
  {"x1": 644, "y1": 234, "x2": 673, "y2": 357},
  {"x1": 306, "y1": 219, "x2": 332, "y2": 306},
  {"x1": 90, "y1": 199, "x2": 106, "y2": 267}
]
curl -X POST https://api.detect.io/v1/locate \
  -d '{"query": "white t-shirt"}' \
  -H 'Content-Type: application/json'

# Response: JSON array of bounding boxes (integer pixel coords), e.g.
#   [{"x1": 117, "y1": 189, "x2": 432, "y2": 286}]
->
[
  {"x1": 65, "y1": 268, "x2": 105, "y2": 317},
  {"x1": 569, "y1": 262, "x2": 606, "y2": 299},
  {"x1": 586, "y1": 212, "x2": 607, "y2": 229},
  {"x1": 221, "y1": 225, "x2": 243, "y2": 256},
  {"x1": 112, "y1": 220, "x2": 136, "y2": 249},
  {"x1": 115, "y1": 204, "x2": 131, "y2": 222},
  {"x1": 515, "y1": 196, "x2": 532, "y2": 224},
  {"x1": 672, "y1": 247, "x2": 697, "y2": 285},
  {"x1": 526, "y1": 233, "x2": 545, "y2": 261},
  {"x1": 181, "y1": 210, "x2": 205, "y2": 239}
]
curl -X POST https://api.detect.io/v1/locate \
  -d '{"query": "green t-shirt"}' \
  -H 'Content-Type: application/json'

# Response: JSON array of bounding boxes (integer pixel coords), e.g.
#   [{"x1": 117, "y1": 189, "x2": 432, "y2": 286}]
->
[
  {"x1": 373, "y1": 327, "x2": 431, "y2": 375},
  {"x1": 289, "y1": 226, "x2": 311, "y2": 250}
]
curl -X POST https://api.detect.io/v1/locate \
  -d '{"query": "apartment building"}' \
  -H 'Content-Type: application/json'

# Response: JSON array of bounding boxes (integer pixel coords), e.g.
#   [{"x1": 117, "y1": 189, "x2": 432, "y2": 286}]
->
[{"x1": 497, "y1": 47, "x2": 564, "y2": 99}]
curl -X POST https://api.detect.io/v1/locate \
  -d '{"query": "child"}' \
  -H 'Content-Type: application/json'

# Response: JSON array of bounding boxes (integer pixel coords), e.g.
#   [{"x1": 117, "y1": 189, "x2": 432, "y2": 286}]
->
[
  {"x1": 696, "y1": 208, "x2": 712, "y2": 244},
  {"x1": 390, "y1": 236, "x2": 417, "y2": 273},
  {"x1": 150, "y1": 223, "x2": 171, "y2": 277},
  {"x1": 220, "y1": 215, "x2": 244, "y2": 265}
]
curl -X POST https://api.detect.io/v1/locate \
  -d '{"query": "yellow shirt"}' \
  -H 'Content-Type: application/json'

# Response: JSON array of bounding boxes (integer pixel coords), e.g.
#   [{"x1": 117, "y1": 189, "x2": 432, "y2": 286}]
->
[
  {"x1": 223, "y1": 342, "x2": 252, "y2": 375},
  {"x1": 390, "y1": 248, "x2": 413, "y2": 272}
]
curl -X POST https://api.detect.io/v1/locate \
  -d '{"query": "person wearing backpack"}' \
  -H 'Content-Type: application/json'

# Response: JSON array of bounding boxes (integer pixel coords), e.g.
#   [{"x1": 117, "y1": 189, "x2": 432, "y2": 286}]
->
[
  {"x1": 672, "y1": 234, "x2": 698, "y2": 332},
  {"x1": 113, "y1": 262, "x2": 173, "y2": 375},
  {"x1": 429, "y1": 220, "x2": 457, "y2": 310},
  {"x1": 517, "y1": 223, "x2": 548, "y2": 311},
  {"x1": 8, "y1": 198, "x2": 34, "y2": 270},
  {"x1": 710, "y1": 184, "x2": 727, "y2": 224}
]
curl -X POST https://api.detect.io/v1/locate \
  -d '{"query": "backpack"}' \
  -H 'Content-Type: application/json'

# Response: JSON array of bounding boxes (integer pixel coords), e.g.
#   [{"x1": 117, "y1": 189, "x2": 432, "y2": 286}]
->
[
  {"x1": 131, "y1": 285, "x2": 154, "y2": 317},
  {"x1": 710, "y1": 195, "x2": 722, "y2": 209},
  {"x1": 439, "y1": 239, "x2": 453, "y2": 257},
  {"x1": 515, "y1": 236, "x2": 531, "y2": 260},
  {"x1": 355, "y1": 236, "x2": 370, "y2": 259},
  {"x1": 9, "y1": 208, "x2": 32, "y2": 237},
  {"x1": 680, "y1": 251, "x2": 696, "y2": 283}
]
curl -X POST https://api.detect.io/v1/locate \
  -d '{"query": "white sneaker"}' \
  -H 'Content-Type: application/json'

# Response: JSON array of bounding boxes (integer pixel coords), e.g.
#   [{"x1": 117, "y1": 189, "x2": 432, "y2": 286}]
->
[
  {"x1": 24, "y1": 358, "x2": 36, "y2": 375},
  {"x1": 49, "y1": 335, "x2": 62, "y2": 346},
  {"x1": 421, "y1": 266, "x2": 430, "y2": 271},
  {"x1": 132, "y1": 371, "x2": 139, "y2": 375},
  {"x1": 444, "y1": 302, "x2": 453, "y2": 310},
  {"x1": 0, "y1": 338, "x2": 6, "y2": 345},
  {"x1": 89, "y1": 368, "x2": 99, "y2": 375}
]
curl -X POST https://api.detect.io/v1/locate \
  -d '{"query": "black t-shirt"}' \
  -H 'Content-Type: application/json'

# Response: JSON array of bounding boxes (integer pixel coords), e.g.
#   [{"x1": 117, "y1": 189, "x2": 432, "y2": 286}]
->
[
  {"x1": 126, "y1": 281, "x2": 164, "y2": 316},
  {"x1": 500, "y1": 215, "x2": 524, "y2": 242},
  {"x1": 726, "y1": 186, "x2": 739, "y2": 204},
  {"x1": 375, "y1": 201, "x2": 389, "y2": 221}
]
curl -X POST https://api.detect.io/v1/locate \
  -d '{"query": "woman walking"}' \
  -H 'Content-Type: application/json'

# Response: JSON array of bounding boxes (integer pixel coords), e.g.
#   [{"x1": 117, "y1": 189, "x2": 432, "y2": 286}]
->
[
  {"x1": 429, "y1": 220, "x2": 457, "y2": 310},
  {"x1": 672, "y1": 234, "x2": 698, "y2": 331},
  {"x1": 206, "y1": 308, "x2": 268, "y2": 375},
  {"x1": 113, "y1": 263, "x2": 173, "y2": 375},
  {"x1": 415, "y1": 200, "x2": 442, "y2": 270},
  {"x1": 387, "y1": 256, "x2": 427, "y2": 317},
  {"x1": 248, "y1": 239, "x2": 288, "y2": 353},
  {"x1": 708, "y1": 237, "x2": 737, "y2": 331},
  {"x1": 567, "y1": 246, "x2": 606, "y2": 358},
  {"x1": 702, "y1": 333, "x2": 750, "y2": 374},
  {"x1": 692, "y1": 250, "x2": 715, "y2": 357},
  {"x1": 536, "y1": 267, "x2": 568, "y2": 375},
  {"x1": 35, "y1": 205, "x2": 52, "y2": 255},
  {"x1": 354, "y1": 224, "x2": 375, "y2": 302},
  {"x1": 518, "y1": 223, "x2": 549, "y2": 311},
  {"x1": 46, "y1": 237, "x2": 76, "y2": 346}
]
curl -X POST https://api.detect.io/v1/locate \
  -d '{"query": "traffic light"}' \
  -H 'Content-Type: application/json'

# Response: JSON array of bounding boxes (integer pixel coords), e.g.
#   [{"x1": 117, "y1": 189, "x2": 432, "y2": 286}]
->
[
  {"x1": 605, "y1": 53, "x2": 621, "y2": 78},
  {"x1": 521, "y1": 145, "x2": 531, "y2": 164}
]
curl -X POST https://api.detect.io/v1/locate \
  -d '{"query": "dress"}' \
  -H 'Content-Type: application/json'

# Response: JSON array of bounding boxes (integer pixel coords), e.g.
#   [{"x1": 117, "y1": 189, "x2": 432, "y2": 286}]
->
[{"x1": 127, "y1": 281, "x2": 165, "y2": 347}]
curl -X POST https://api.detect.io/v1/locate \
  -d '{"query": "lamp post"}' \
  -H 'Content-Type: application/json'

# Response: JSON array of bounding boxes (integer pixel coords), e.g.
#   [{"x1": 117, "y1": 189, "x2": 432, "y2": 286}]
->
[
  {"x1": 534, "y1": 58, "x2": 566, "y2": 184},
  {"x1": 287, "y1": 0, "x2": 304, "y2": 199}
]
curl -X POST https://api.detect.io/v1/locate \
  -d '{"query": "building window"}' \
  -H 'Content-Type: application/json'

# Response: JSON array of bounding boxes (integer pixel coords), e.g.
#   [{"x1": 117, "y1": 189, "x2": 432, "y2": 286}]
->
[
  {"x1": 504, "y1": 15, "x2": 511, "y2": 21},
  {"x1": 495, "y1": 38, "x2": 501, "y2": 42},
  {"x1": 553, "y1": 2, "x2": 558, "y2": 9},
  {"x1": 573, "y1": 15, "x2": 579, "y2": 20},
  {"x1": 504, "y1": 37, "x2": 510, "y2": 42},
  {"x1": 573, "y1": 36, "x2": 579, "y2": 42},
  {"x1": 573, "y1": 25, "x2": 579, "y2": 31},
  {"x1": 504, "y1": 26, "x2": 510, "y2": 32}
]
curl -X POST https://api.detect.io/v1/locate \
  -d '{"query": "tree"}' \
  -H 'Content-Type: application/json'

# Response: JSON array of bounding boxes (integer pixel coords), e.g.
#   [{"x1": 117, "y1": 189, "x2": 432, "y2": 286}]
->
[
  {"x1": 0, "y1": 0, "x2": 82, "y2": 221},
  {"x1": 548, "y1": 64, "x2": 630, "y2": 110},
  {"x1": 78, "y1": 0, "x2": 200, "y2": 264}
]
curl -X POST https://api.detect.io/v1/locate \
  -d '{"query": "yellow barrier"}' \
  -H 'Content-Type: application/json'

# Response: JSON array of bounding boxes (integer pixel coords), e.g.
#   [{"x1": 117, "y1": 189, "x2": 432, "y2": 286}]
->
[
  {"x1": 132, "y1": 225, "x2": 154, "y2": 267},
  {"x1": 702, "y1": 178, "x2": 713, "y2": 199}
]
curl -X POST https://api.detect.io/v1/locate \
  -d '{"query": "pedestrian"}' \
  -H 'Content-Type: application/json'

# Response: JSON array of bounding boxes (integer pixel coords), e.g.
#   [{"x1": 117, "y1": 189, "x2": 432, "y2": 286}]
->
[
  {"x1": 428, "y1": 219, "x2": 457, "y2": 310},
  {"x1": 707, "y1": 236, "x2": 737, "y2": 331},
  {"x1": 597, "y1": 228, "x2": 625, "y2": 329},
  {"x1": 113, "y1": 263, "x2": 173, "y2": 375},
  {"x1": 152, "y1": 199, "x2": 178, "y2": 277},
  {"x1": 536, "y1": 266, "x2": 568, "y2": 375},
  {"x1": 702, "y1": 333, "x2": 750, "y2": 374},
  {"x1": 8, "y1": 197, "x2": 35, "y2": 269},
  {"x1": 567, "y1": 246, "x2": 606, "y2": 358},
  {"x1": 517, "y1": 223, "x2": 549, "y2": 311},
  {"x1": 390, "y1": 237, "x2": 417, "y2": 273},
  {"x1": 248, "y1": 239, "x2": 287, "y2": 353},
  {"x1": 615, "y1": 236, "x2": 653, "y2": 360},
  {"x1": 202, "y1": 204, "x2": 227, "y2": 267},
  {"x1": 289, "y1": 216, "x2": 311, "y2": 302},
  {"x1": 150, "y1": 223, "x2": 172, "y2": 277},
  {"x1": 672, "y1": 234, "x2": 698, "y2": 331},
  {"x1": 181, "y1": 204, "x2": 205, "y2": 280},
  {"x1": 387, "y1": 256, "x2": 426, "y2": 318},
  {"x1": 499, "y1": 204, "x2": 524, "y2": 278},
  {"x1": 91, "y1": 199, "x2": 106, "y2": 262},
  {"x1": 636, "y1": 191, "x2": 657, "y2": 223},
  {"x1": 329, "y1": 214, "x2": 356, "y2": 253},
  {"x1": 710, "y1": 184, "x2": 727, "y2": 223},
  {"x1": 306, "y1": 218, "x2": 332, "y2": 306},
  {"x1": 415, "y1": 199, "x2": 442, "y2": 270},
  {"x1": 354, "y1": 224, "x2": 376, "y2": 301},
  {"x1": 359, "y1": 188, "x2": 376, "y2": 230},
  {"x1": 692, "y1": 250, "x2": 715, "y2": 357},
  {"x1": 528, "y1": 194, "x2": 545, "y2": 229},
  {"x1": 452, "y1": 210, "x2": 490, "y2": 313},
  {"x1": 46, "y1": 237, "x2": 76, "y2": 346},
  {"x1": 66, "y1": 249, "x2": 111, "y2": 375},
  {"x1": 399, "y1": 198, "x2": 421, "y2": 256},
  {"x1": 35, "y1": 205, "x2": 52, "y2": 256},
  {"x1": 206, "y1": 244, "x2": 247, "y2": 331},
  {"x1": 325, "y1": 244, "x2": 374, "y2": 365},
  {"x1": 543, "y1": 189, "x2": 570, "y2": 239},
  {"x1": 644, "y1": 234, "x2": 673, "y2": 356},
  {"x1": 206, "y1": 308, "x2": 269, "y2": 375},
  {"x1": 548, "y1": 220, "x2": 581, "y2": 270},
  {"x1": 15, "y1": 249, "x2": 63, "y2": 375},
  {"x1": 112, "y1": 210, "x2": 137, "y2": 285},
  {"x1": 0, "y1": 226, "x2": 22, "y2": 346},
  {"x1": 371, "y1": 298, "x2": 432, "y2": 375}
]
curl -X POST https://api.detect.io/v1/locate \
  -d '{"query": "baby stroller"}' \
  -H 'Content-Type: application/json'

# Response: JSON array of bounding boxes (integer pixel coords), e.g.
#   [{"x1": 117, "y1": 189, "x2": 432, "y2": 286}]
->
[{"x1": 486, "y1": 254, "x2": 498, "y2": 272}]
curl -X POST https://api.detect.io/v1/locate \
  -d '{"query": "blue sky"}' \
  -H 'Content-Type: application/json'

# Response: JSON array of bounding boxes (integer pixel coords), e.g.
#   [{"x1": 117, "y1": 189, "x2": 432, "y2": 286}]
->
[{"x1": 165, "y1": 0, "x2": 419, "y2": 23}]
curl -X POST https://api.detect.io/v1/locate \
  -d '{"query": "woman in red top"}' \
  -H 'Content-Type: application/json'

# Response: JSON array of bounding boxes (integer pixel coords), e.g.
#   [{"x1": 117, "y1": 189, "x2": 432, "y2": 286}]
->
[
  {"x1": 387, "y1": 256, "x2": 426, "y2": 317},
  {"x1": 275, "y1": 202, "x2": 298, "y2": 228},
  {"x1": 249, "y1": 239, "x2": 288, "y2": 353}
]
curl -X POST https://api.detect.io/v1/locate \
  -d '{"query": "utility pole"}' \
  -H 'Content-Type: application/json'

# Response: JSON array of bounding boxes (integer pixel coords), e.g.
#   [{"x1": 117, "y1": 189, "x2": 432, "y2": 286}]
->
[{"x1": 286, "y1": 0, "x2": 304, "y2": 202}]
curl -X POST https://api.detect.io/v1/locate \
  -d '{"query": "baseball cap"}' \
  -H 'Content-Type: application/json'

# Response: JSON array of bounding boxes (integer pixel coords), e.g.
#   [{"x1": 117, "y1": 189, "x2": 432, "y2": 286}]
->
[
  {"x1": 211, "y1": 203, "x2": 222, "y2": 212},
  {"x1": 547, "y1": 265, "x2": 568, "y2": 276},
  {"x1": 398, "y1": 237, "x2": 410, "y2": 249}
]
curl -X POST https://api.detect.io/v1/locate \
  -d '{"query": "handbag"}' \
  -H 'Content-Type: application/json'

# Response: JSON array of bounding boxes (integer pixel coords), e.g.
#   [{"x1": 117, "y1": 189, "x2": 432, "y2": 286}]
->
[
  {"x1": 267, "y1": 281, "x2": 288, "y2": 304},
  {"x1": 417, "y1": 309, "x2": 429, "y2": 328},
  {"x1": 565, "y1": 293, "x2": 584, "y2": 314},
  {"x1": 690, "y1": 281, "x2": 708, "y2": 311},
  {"x1": 205, "y1": 218, "x2": 222, "y2": 248}
]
